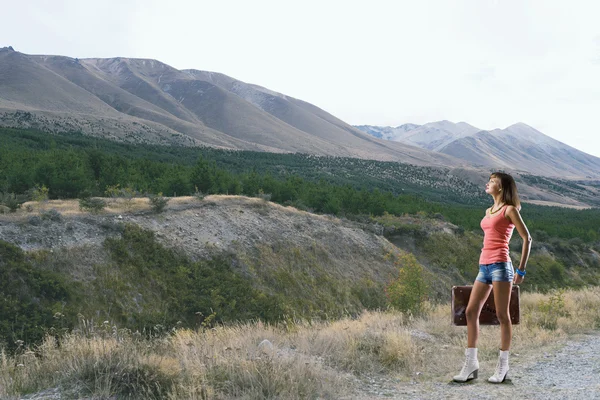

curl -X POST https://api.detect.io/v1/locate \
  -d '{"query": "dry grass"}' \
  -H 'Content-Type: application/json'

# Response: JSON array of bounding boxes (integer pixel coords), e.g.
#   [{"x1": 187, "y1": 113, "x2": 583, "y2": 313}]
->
[
  {"x1": 10, "y1": 197, "x2": 168, "y2": 217},
  {"x1": 8, "y1": 195, "x2": 301, "y2": 219},
  {"x1": 1, "y1": 287, "x2": 599, "y2": 399},
  {"x1": 205, "y1": 195, "x2": 336, "y2": 221},
  {"x1": 524, "y1": 200, "x2": 591, "y2": 210},
  {"x1": 16, "y1": 198, "x2": 149, "y2": 216}
]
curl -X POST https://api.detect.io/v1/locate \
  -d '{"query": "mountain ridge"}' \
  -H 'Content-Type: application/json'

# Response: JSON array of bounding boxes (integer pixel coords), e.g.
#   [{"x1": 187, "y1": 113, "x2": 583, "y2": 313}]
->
[
  {"x1": 356, "y1": 120, "x2": 600, "y2": 179},
  {"x1": 2, "y1": 47, "x2": 599, "y2": 178},
  {"x1": 0, "y1": 47, "x2": 463, "y2": 168}
]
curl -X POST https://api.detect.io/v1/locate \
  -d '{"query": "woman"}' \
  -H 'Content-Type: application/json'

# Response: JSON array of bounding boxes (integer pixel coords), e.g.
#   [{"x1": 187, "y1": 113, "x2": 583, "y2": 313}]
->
[{"x1": 453, "y1": 172, "x2": 532, "y2": 383}]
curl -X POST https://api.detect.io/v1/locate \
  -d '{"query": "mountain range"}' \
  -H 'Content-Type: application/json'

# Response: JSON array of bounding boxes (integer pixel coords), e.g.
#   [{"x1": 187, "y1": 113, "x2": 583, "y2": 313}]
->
[
  {"x1": 1, "y1": 46, "x2": 600, "y2": 179},
  {"x1": 355, "y1": 121, "x2": 600, "y2": 179}
]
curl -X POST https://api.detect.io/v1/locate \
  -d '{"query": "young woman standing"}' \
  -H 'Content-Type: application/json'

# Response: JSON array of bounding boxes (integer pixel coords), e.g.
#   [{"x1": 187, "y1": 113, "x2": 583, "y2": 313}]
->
[{"x1": 453, "y1": 172, "x2": 532, "y2": 383}]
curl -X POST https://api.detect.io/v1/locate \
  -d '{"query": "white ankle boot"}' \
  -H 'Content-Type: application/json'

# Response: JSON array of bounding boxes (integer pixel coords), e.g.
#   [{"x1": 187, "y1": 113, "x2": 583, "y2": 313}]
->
[
  {"x1": 488, "y1": 349, "x2": 510, "y2": 383},
  {"x1": 453, "y1": 348, "x2": 479, "y2": 382}
]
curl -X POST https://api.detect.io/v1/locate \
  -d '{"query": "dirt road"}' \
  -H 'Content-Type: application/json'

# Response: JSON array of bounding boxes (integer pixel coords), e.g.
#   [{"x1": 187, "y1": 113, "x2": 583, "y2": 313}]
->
[{"x1": 369, "y1": 332, "x2": 600, "y2": 399}]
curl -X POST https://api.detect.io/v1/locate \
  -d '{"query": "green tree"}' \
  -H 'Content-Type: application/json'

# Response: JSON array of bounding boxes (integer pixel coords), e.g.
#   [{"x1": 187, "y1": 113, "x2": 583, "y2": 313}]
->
[
  {"x1": 385, "y1": 253, "x2": 430, "y2": 315},
  {"x1": 190, "y1": 157, "x2": 216, "y2": 193}
]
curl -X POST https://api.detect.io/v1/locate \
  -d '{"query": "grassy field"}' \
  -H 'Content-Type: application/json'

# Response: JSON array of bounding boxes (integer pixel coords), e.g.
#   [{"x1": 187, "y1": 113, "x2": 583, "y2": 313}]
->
[{"x1": 1, "y1": 287, "x2": 599, "y2": 399}]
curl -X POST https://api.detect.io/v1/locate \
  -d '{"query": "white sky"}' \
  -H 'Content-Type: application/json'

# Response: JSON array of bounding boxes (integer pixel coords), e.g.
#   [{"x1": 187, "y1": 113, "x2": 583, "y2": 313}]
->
[{"x1": 2, "y1": 0, "x2": 600, "y2": 156}]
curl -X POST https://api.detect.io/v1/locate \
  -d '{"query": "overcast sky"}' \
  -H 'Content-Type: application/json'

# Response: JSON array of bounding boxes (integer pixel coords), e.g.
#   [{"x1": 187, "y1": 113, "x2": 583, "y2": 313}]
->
[{"x1": 2, "y1": 0, "x2": 600, "y2": 156}]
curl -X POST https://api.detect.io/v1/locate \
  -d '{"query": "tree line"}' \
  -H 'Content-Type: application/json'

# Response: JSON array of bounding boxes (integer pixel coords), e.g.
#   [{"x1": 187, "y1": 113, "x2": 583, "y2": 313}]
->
[{"x1": 1, "y1": 127, "x2": 599, "y2": 242}]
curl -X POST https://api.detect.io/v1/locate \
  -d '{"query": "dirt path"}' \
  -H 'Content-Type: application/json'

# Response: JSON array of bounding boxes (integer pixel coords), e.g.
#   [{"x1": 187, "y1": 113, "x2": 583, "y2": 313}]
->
[{"x1": 362, "y1": 332, "x2": 600, "y2": 399}]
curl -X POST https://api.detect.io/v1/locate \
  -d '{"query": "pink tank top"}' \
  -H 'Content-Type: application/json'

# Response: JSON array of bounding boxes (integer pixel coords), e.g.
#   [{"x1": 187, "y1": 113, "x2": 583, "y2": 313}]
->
[{"x1": 479, "y1": 205, "x2": 515, "y2": 264}]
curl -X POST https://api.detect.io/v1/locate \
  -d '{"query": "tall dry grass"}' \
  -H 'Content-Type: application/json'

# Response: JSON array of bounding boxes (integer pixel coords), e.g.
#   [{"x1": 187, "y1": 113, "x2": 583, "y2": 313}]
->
[
  {"x1": 19, "y1": 197, "x2": 159, "y2": 216},
  {"x1": 1, "y1": 287, "x2": 599, "y2": 399}
]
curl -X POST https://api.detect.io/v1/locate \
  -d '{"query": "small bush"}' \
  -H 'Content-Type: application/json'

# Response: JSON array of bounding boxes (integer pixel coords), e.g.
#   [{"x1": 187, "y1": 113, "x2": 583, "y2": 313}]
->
[
  {"x1": 148, "y1": 193, "x2": 169, "y2": 213},
  {"x1": 72, "y1": 353, "x2": 176, "y2": 399},
  {"x1": 99, "y1": 219, "x2": 124, "y2": 232},
  {"x1": 29, "y1": 184, "x2": 49, "y2": 203},
  {"x1": 79, "y1": 197, "x2": 106, "y2": 214},
  {"x1": 537, "y1": 289, "x2": 569, "y2": 330},
  {"x1": 40, "y1": 209, "x2": 62, "y2": 221},
  {"x1": 28, "y1": 215, "x2": 42, "y2": 226},
  {"x1": 385, "y1": 253, "x2": 431, "y2": 315},
  {"x1": 256, "y1": 188, "x2": 272, "y2": 202},
  {"x1": 0, "y1": 192, "x2": 27, "y2": 212},
  {"x1": 432, "y1": 212, "x2": 445, "y2": 221},
  {"x1": 194, "y1": 186, "x2": 205, "y2": 201},
  {"x1": 105, "y1": 184, "x2": 138, "y2": 209}
]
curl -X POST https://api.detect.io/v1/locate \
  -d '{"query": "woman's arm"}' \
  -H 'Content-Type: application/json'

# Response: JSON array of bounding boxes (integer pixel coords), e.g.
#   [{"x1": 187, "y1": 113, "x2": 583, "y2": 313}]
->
[{"x1": 506, "y1": 205, "x2": 532, "y2": 273}]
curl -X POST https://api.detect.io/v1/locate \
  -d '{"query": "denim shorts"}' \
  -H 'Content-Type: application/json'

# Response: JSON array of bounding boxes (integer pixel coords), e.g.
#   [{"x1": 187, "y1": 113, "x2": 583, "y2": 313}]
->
[{"x1": 476, "y1": 261, "x2": 514, "y2": 284}]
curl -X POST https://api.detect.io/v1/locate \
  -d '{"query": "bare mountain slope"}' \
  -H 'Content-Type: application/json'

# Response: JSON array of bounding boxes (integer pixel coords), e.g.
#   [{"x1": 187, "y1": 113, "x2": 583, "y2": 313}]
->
[
  {"x1": 0, "y1": 47, "x2": 463, "y2": 167},
  {"x1": 441, "y1": 123, "x2": 600, "y2": 178},
  {"x1": 184, "y1": 70, "x2": 431, "y2": 157},
  {"x1": 80, "y1": 58, "x2": 337, "y2": 154},
  {"x1": 401, "y1": 121, "x2": 481, "y2": 151},
  {"x1": 354, "y1": 121, "x2": 479, "y2": 151},
  {"x1": 0, "y1": 49, "x2": 274, "y2": 149},
  {"x1": 0, "y1": 50, "x2": 123, "y2": 116}
]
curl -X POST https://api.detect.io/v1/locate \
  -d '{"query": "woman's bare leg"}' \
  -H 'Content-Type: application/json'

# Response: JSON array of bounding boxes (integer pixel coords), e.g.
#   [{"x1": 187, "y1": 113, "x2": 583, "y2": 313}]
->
[
  {"x1": 466, "y1": 280, "x2": 493, "y2": 348},
  {"x1": 492, "y1": 280, "x2": 513, "y2": 350}
]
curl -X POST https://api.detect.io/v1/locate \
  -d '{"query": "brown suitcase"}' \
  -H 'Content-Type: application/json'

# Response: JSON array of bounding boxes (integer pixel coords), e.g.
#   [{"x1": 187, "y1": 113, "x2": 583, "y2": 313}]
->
[{"x1": 452, "y1": 285, "x2": 520, "y2": 326}]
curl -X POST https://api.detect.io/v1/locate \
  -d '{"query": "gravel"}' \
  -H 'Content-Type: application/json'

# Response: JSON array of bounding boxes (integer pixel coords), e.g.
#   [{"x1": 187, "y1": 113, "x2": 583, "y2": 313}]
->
[{"x1": 378, "y1": 332, "x2": 600, "y2": 399}]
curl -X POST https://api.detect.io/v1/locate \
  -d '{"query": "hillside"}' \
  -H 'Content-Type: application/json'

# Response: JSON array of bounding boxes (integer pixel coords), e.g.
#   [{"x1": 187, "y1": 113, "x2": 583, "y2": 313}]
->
[
  {"x1": 2, "y1": 194, "x2": 599, "y2": 347},
  {"x1": 0, "y1": 196, "x2": 399, "y2": 348},
  {"x1": 1, "y1": 196, "x2": 600, "y2": 398},
  {"x1": 0, "y1": 47, "x2": 462, "y2": 167}
]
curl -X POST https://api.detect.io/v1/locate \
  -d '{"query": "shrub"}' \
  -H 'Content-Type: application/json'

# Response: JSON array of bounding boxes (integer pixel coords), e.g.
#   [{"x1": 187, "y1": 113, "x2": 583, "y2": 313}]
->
[
  {"x1": 100, "y1": 225, "x2": 286, "y2": 328},
  {"x1": 105, "y1": 184, "x2": 138, "y2": 209},
  {"x1": 79, "y1": 197, "x2": 106, "y2": 214},
  {"x1": 148, "y1": 193, "x2": 169, "y2": 213},
  {"x1": 525, "y1": 254, "x2": 567, "y2": 291},
  {"x1": 256, "y1": 188, "x2": 272, "y2": 202},
  {"x1": 537, "y1": 289, "x2": 569, "y2": 330},
  {"x1": 0, "y1": 192, "x2": 27, "y2": 212},
  {"x1": 194, "y1": 186, "x2": 205, "y2": 201},
  {"x1": 40, "y1": 209, "x2": 62, "y2": 221},
  {"x1": 385, "y1": 253, "x2": 430, "y2": 315},
  {"x1": 28, "y1": 215, "x2": 42, "y2": 226},
  {"x1": 72, "y1": 351, "x2": 176, "y2": 399},
  {"x1": 432, "y1": 212, "x2": 445, "y2": 221},
  {"x1": 29, "y1": 184, "x2": 49, "y2": 203}
]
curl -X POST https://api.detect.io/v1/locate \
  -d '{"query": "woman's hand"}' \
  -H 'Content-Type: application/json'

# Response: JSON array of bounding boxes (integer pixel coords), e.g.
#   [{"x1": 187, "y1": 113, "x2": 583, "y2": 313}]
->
[{"x1": 513, "y1": 273, "x2": 524, "y2": 285}]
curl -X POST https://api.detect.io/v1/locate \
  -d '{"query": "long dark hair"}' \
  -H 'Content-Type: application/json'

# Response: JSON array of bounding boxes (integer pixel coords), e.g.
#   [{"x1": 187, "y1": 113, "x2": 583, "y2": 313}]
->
[{"x1": 490, "y1": 172, "x2": 521, "y2": 210}]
